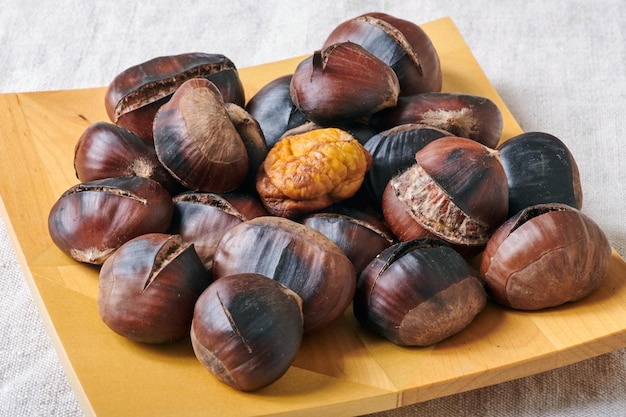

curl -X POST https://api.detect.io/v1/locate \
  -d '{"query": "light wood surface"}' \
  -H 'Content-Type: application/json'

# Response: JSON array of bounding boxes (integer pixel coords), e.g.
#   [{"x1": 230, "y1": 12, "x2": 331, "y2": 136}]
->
[{"x1": 1, "y1": 17, "x2": 625, "y2": 417}]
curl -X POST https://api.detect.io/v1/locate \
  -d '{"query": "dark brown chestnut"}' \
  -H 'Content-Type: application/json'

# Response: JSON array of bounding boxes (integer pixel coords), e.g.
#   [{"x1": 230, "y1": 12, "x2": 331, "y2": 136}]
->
[
  {"x1": 300, "y1": 206, "x2": 394, "y2": 274},
  {"x1": 480, "y1": 203, "x2": 612, "y2": 310},
  {"x1": 369, "y1": 92, "x2": 503, "y2": 148},
  {"x1": 98, "y1": 233, "x2": 212, "y2": 344},
  {"x1": 169, "y1": 192, "x2": 268, "y2": 269},
  {"x1": 73, "y1": 121, "x2": 182, "y2": 194},
  {"x1": 153, "y1": 78, "x2": 249, "y2": 193},
  {"x1": 496, "y1": 131, "x2": 583, "y2": 217},
  {"x1": 212, "y1": 216, "x2": 356, "y2": 334},
  {"x1": 354, "y1": 238, "x2": 486, "y2": 346},
  {"x1": 290, "y1": 42, "x2": 400, "y2": 126},
  {"x1": 191, "y1": 273, "x2": 303, "y2": 392},
  {"x1": 104, "y1": 52, "x2": 244, "y2": 142},
  {"x1": 382, "y1": 136, "x2": 509, "y2": 256},
  {"x1": 48, "y1": 176, "x2": 173, "y2": 265},
  {"x1": 322, "y1": 12, "x2": 442, "y2": 96}
]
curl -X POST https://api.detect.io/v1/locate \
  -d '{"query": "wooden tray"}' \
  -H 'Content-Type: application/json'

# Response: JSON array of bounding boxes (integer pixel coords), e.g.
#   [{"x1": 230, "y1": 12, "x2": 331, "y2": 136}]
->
[{"x1": 1, "y1": 17, "x2": 625, "y2": 417}]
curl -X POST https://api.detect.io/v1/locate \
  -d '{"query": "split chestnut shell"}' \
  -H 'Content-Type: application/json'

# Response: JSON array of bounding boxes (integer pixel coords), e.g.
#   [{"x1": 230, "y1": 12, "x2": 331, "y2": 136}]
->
[{"x1": 480, "y1": 203, "x2": 612, "y2": 310}]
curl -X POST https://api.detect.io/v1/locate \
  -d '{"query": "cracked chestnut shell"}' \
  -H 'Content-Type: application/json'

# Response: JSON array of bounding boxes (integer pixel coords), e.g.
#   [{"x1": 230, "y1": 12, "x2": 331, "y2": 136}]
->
[
  {"x1": 212, "y1": 216, "x2": 356, "y2": 334},
  {"x1": 153, "y1": 78, "x2": 249, "y2": 193},
  {"x1": 105, "y1": 52, "x2": 244, "y2": 142},
  {"x1": 322, "y1": 12, "x2": 442, "y2": 96},
  {"x1": 290, "y1": 41, "x2": 400, "y2": 126},
  {"x1": 98, "y1": 233, "x2": 212, "y2": 344},
  {"x1": 497, "y1": 131, "x2": 583, "y2": 217},
  {"x1": 370, "y1": 92, "x2": 503, "y2": 148},
  {"x1": 381, "y1": 136, "x2": 509, "y2": 256},
  {"x1": 480, "y1": 203, "x2": 612, "y2": 310},
  {"x1": 48, "y1": 176, "x2": 173, "y2": 265},
  {"x1": 191, "y1": 273, "x2": 303, "y2": 392},
  {"x1": 354, "y1": 238, "x2": 486, "y2": 346}
]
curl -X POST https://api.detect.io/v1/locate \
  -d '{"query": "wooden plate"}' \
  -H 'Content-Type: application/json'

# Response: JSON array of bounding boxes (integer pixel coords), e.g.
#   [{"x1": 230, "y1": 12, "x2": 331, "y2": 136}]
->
[{"x1": 1, "y1": 17, "x2": 625, "y2": 417}]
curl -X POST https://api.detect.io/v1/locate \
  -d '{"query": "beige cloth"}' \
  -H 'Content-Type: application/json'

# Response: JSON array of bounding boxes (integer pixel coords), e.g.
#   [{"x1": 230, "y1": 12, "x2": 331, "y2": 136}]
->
[{"x1": 1, "y1": 0, "x2": 625, "y2": 416}]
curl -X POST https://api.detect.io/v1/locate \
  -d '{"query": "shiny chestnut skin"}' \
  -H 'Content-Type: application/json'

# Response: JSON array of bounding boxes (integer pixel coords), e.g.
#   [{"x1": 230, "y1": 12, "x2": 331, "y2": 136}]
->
[
  {"x1": 497, "y1": 131, "x2": 583, "y2": 217},
  {"x1": 354, "y1": 238, "x2": 486, "y2": 346},
  {"x1": 382, "y1": 136, "x2": 509, "y2": 256},
  {"x1": 191, "y1": 273, "x2": 303, "y2": 392},
  {"x1": 105, "y1": 52, "x2": 244, "y2": 142},
  {"x1": 153, "y1": 78, "x2": 249, "y2": 193},
  {"x1": 73, "y1": 121, "x2": 182, "y2": 195},
  {"x1": 98, "y1": 233, "x2": 212, "y2": 344},
  {"x1": 48, "y1": 176, "x2": 173, "y2": 265},
  {"x1": 169, "y1": 192, "x2": 268, "y2": 269},
  {"x1": 322, "y1": 12, "x2": 442, "y2": 96},
  {"x1": 213, "y1": 216, "x2": 356, "y2": 334},
  {"x1": 290, "y1": 41, "x2": 400, "y2": 126},
  {"x1": 480, "y1": 203, "x2": 612, "y2": 310},
  {"x1": 370, "y1": 92, "x2": 503, "y2": 148}
]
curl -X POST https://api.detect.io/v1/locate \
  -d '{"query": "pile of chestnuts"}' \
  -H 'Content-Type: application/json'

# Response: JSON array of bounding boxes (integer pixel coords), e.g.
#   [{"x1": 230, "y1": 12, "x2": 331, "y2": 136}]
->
[{"x1": 47, "y1": 12, "x2": 613, "y2": 392}]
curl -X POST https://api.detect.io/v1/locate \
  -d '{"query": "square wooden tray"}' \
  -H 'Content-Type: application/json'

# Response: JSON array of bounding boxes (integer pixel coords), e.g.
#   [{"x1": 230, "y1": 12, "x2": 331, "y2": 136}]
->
[{"x1": 1, "y1": 17, "x2": 625, "y2": 417}]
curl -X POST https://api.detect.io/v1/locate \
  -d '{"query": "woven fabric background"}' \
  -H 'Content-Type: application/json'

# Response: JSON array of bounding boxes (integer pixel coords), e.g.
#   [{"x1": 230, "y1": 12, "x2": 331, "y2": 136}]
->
[{"x1": 1, "y1": 1, "x2": 624, "y2": 416}]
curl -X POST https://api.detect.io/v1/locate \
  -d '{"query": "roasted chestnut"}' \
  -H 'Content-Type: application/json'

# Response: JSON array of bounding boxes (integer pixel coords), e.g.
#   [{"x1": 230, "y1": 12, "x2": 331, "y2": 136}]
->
[
  {"x1": 104, "y1": 52, "x2": 244, "y2": 142},
  {"x1": 48, "y1": 176, "x2": 173, "y2": 265},
  {"x1": 73, "y1": 121, "x2": 182, "y2": 194},
  {"x1": 382, "y1": 136, "x2": 509, "y2": 256},
  {"x1": 153, "y1": 78, "x2": 249, "y2": 193},
  {"x1": 497, "y1": 131, "x2": 583, "y2": 217},
  {"x1": 480, "y1": 203, "x2": 612, "y2": 310},
  {"x1": 191, "y1": 273, "x2": 303, "y2": 391},
  {"x1": 212, "y1": 216, "x2": 356, "y2": 333},
  {"x1": 169, "y1": 192, "x2": 268, "y2": 269},
  {"x1": 322, "y1": 12, "x2": 442, "y2": 96},
  {"x1": 290, "y1": 42, "x2": 400, "y2": 126},
  {"x1": 354, "y1": 238, "x2": 486, "y2": 346},
  {"x1": 369, "y1": 92, "x2": 503, "y2": 148},
  {"x1": 98, "y1": 233, "x2": 212, "y2": 344}
]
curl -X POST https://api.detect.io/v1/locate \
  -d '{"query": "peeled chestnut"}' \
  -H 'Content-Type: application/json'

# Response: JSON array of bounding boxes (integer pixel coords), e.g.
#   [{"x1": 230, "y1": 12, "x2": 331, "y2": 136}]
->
[
  {"x1": 48, "y1": 176, "x2": 173, "y2": 265},
  {"x1": 290, "y1": 41, "x2": 400, "y2": 126},
  {"x1": 322, "y1": 12, "x2": 442, "y2": 96},
  {"x1": 480, "y1": 203, "x2": 612, "y2": 310},
  {"x1": 212, "y1": 216, "x2": 356, "y2": 333},
  {"x1": 191, "y1": 273, "x2": 303, "y2": 391},
  {"x1": 73, "y1": 121, "x2": 182, "y2": 194},
  {"x1": 497, "y1": 131, "x2": 583, "y2": 217},
  {"x1": 153, "y1": 78, "x2": 249, "y2": 193},
  {"x1": 363, "y1": 123, "x2": 451, "y2": 205},
  {"x1": 370, "y1": 92, "x2": 503, "y2": 148},
  {"x1": 104, "y1": 52, "x2": 244, "y2": 142},
  {"x1": 169, "y1": 192, "x2": 268, "y2": 269},
  {"x1": 300, "y1": 206, "x2": 395, "y2": 274},
  {"x1": 354, "y1": 238, "x2": 486, "y2": 346},
  {"x1": 382, "y1": 136, "x2": 509, "y2": 255},
  {"x1": 98, "y1": 233, "x2": 212, "y2": 344}
]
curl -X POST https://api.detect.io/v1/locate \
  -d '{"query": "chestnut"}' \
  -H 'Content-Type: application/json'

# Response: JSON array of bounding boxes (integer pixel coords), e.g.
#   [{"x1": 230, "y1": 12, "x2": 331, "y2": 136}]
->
[
  {"x1": 73, "y1": 121, "x2": 182, "y2": 195},
  {"x1": 354, "y1": 238, "x2": 486, "y2": 346},
  {"x1": 152, "y1": 78, "x2": 249, "y2": 193},
  {"x1": 98, "y1": 233, "x2": 212, "y2": 344},
  {"x1": 212, "y1": 216, "x2": 356, "y2": 334},
  {"x1": 48, "y1": 176, "x2": 173, "y2": 265},
  {"x1": 290, "y1": 41, "x2": 400, "y2": 126},
  {"x1": 191, "y1": 273, "x2": 303, "y2": 392},
  {"x1": 104, "y1": 52, "x2": 244, "y2": 142},
  {"x1": 496, "y1": 131, "x2": 583, "y2": 217},
  {"x1": 169, "y1": 191, "x2": 268, "y2": 269},
  {"x1": 281, "y1": 120, "x2": 377, "y2": 146},
  {"x1": 382, "y1": 136, "x2": 509, "y2": 255},
  {"x1": 369, "y1": 92, "x2": 503, "y2": 148},
  {"x1": 480, "y1": 203, "x2": 612, "y2": 310},
  {"x1": 322, "y1": 12, "x2": 442, "y2": 96}
]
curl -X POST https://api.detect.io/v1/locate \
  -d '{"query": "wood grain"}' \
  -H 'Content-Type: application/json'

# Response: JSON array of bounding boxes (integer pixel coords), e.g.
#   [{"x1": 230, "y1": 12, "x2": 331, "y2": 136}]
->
[{"x1": 0, "y1": 17, "x2": 625, "y2": 417}]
